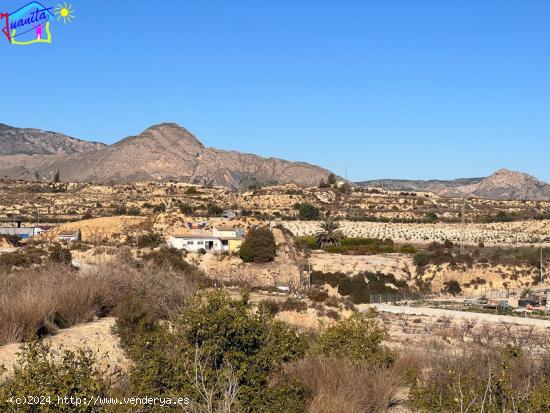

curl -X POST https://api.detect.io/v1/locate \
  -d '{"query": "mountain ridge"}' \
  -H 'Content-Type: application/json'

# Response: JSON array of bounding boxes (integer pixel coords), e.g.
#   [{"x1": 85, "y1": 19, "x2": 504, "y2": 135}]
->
[
  {"x1": 0, "y1": 123, "x2": 333, "y2": 189},
  {"x1": 357, "y1": 169, "x2": 550, "y2": 201}
]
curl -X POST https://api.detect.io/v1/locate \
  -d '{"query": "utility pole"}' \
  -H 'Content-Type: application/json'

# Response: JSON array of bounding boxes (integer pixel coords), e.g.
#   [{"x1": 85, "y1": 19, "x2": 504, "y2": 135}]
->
[
  {"x1": 344, "y1": 162, "x2": 349, "y2": 181},
  {"x1": 541, "y1": 242, "x2": 544, "y2": 284},
  {"x1": 460, "y1": 198, "x2": 466, "y2": 255}
]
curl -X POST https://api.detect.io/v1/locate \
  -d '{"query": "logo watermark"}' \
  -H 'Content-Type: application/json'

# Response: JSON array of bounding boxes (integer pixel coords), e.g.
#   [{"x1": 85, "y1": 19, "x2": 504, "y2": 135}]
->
[{"x1": 1, "y1": 1, "x2": 75, "y2": 46}]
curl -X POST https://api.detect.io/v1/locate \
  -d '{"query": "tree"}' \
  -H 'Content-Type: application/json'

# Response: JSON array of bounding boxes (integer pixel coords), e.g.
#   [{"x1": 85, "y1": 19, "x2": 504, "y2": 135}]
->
[
  {"x1": 315, "y1": 217, "x2": 343, "y2": 248},
  {"x1": 53, "y1": 170, "x2": 60, "y2": 183},
  {"x1": 207, "y1": 203, "x2": 224, "y2": 216},
  {"x1": 327, "y1": 173, "x2": 337, "y2": 186},
  {"x1": 443, "y1": 279, "x2": 462, "y2": 296},
  {"x1": 239, "y1": 227, "x2": 276, "y2": 263},
  {"x1": 118, "y1": 290, "x2": 307, "y2": 412},
  {"x1": 297, "y1": 203, "x2": 320, "y2": 220}
]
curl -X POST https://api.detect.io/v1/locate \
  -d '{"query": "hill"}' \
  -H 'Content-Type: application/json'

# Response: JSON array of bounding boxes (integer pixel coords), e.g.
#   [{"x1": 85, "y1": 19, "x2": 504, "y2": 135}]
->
[
  {"x1": 0, "y1": 123, "x2": 332, "y2": 188},
  {"x1": 357, "y1": 169, "x2": 550, "y2": 200}
]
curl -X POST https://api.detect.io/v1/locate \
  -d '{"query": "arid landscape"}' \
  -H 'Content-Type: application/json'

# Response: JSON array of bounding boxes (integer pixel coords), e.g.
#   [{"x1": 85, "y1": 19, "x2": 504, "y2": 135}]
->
[
  {"x1": 1, "y1": 150, "x2": 550, "y2": 411},
  {"x1": 3, "y1": 1, "x2": 550, "y2": 411}
]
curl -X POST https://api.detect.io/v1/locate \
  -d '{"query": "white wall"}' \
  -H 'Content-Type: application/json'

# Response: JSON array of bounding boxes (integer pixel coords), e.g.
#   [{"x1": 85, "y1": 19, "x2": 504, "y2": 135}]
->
[{"x1": 169, "y1": 236, "x2": 223, "y2": 252}]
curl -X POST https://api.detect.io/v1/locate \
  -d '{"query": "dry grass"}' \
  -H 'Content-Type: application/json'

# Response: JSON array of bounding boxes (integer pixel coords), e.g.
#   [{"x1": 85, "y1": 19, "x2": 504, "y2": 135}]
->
[
  {"x1": 0, "y1": 254, "x2": 200, "y2": 346},
  {"x1": 284, "y1": 356, "x2": 408, "y2": 413}
]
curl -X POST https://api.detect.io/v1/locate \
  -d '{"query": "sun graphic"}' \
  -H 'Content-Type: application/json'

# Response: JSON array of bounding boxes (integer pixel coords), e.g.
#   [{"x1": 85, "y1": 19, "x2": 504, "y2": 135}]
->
[{"x1": 54, "y1": 2, "x2": 75, "y2": 23}]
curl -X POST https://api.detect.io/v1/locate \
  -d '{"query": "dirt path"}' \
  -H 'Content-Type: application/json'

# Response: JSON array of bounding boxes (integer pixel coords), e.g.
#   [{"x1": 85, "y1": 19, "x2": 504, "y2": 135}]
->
[
  {"x1": 366, "y1": 304, "x2": 550, "y2": 328},
  {"x1": 0, "y1": 317, "x2": 130, "y2": 384}
]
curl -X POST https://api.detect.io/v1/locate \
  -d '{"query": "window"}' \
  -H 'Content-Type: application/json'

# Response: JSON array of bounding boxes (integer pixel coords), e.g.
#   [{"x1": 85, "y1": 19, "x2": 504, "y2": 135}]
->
[
  {"x1": 197, "y1": 241, "x2": 204, "y2": 245},
  {"x1": 187, "y1": 241, "x2": 194, "y2": 245}
]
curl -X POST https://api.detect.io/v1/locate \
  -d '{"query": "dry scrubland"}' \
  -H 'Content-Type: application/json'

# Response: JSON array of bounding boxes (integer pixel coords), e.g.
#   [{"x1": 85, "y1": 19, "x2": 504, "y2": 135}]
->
[
  {"x1": 2, "y1": 180, "x2": 550, "y2": 226},
  {"x1": 1, "y1": 180, "x2": 550, "y2": 411}
]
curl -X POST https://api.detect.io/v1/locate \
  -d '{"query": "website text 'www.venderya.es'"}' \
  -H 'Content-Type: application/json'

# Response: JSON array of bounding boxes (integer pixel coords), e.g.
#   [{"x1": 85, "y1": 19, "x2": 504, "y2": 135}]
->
[{"x1": 6, "y1": 395, "x2": 191, "y2": 407}]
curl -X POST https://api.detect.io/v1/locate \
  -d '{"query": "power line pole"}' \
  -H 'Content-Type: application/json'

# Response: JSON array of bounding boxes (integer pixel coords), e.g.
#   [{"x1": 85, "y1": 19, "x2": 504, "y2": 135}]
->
[
  {"x1": 541, "y1": 242, "x2": 544, "y2": 284},
  {"x1": 344, "y1": 162, "x2": 349, "y2": 181},
  {"x1": 460, "y1": 198, "x2": 466, "y2": 255}
]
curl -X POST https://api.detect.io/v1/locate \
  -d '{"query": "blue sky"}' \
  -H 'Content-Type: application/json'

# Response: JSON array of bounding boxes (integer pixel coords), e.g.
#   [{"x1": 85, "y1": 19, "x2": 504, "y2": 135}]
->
[{"x1": 2, "y1": 1, "x2": 549, "y2": 181}]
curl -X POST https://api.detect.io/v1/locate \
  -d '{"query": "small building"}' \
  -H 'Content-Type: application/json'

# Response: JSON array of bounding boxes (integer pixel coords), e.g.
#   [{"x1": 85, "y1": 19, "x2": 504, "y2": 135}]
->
[
  {"x1": 169, "y1": 227, "x2": 245, "y2": 253},
  {"x1": 0, "y1": 226, "x2": 43, "y2": 239},
  {"x1": 222, "y1": 210, "x2": 237, "y2": 219},
  {"x1": 168, "y1": 232, "x2": 223, "y2": 252},
  {"x1": 58, "y1": 229, "x2": 81, "y2": 243}
]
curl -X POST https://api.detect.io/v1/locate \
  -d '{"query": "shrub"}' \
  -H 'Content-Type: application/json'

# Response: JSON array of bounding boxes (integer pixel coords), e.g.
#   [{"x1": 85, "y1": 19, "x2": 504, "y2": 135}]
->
[
  {"x1": 0, "y1": 249, "x2": 43, "y2": 270},
  {"x1": 443, "y1": 279, "x2": 462, "y2": 296},
  {"x1": 413, "y1": 252, "x2": 430, "y2": 267},
  {"x1": 178, "y1": 203, "x2": 194, "y2": 214},
  {"x1": 316, "y1": 311, "x2": 395, "y2": 366},
  {"x1": 258, "y1": 299, "x2": 281, "y2": 316},
  {"x1": 185, "y1": 186, "x2": 199, "y2": 195},
  {"x1": 307, "y1": 289, "x2": 328, "y2": 302},
  {"x1": 297, "y1": 203, "x2": 320, "y2": 220},
  {"x1": 152, "y1": 203, "x2": 166, "y2": 213},
  {"x1": 281, "y1": 298, "x2": 308, "y2": 313},
  {"x1": 49, "y1": 245, "x2": 72, "y2": 264},
  {"x1": 207, "y1": 203, "x2": 224, "y2": 216},
  {"x1": 120, "y1": 290, "x2": 308, "y2": 413},
  {"x1": 239, "y1": 227, "x2": 276, "y2": 263},
  {"x1": 284, "y1": 357, "x2": 404, "y2": 413},
  {"x1": 135, "y1": 232, "x2": 163, "y2": 248},
  {"x1": 142, "y1": 247, "x2": 197, "y2": 272},
  {"x1": 410, "y1": 346, "x2": 548, "y2": 412},
  {"x1": 0, "y1": 342, "x2": 108, "y2": 413},
  {"x1": 399, "y1": 244, "x2": 417, "y2": 254},
  {"x1": 0, "y1": 257, "x2": 199, "y2": 345}
]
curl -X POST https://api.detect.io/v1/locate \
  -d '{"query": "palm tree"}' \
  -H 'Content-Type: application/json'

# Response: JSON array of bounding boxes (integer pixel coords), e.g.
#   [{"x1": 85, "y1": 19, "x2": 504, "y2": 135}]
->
[{"x1": 315, "y1": 217, "x2": 343, "y2": 248}]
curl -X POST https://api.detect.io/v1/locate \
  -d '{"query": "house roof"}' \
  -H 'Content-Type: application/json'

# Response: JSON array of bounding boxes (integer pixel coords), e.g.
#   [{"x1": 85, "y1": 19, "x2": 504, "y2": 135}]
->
[
  {"x1": 58, "y1": 229, "x2": 80, "y2": 236},
  {"x1": 214, "y1": 226, "x2": 238, "y2": 231},
  {"x1": 171, "y1": 232, "x2": 217, "y2": 239}
]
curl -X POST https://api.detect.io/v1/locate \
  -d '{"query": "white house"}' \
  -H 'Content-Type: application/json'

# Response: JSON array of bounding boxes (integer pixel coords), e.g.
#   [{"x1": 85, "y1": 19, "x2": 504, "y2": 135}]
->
[
  {"x1": 0, "y1": 226, "x2": 43, "y2": 239},
  {"x1": 58, "y1": 229, "x2": 81, "y2": 243},
  {"x1": 168, "y1": 233, "x2": 223, "y2": 252},
  {"x1": 169, "y1": 227, "x2": 245, "y2": 253}
]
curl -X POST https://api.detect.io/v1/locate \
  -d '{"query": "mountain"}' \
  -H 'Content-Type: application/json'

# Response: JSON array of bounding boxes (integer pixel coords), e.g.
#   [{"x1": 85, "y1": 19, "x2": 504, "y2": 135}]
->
[
  {"x1": 0, "y1": 123, "x2": 333, "y2": 188},
  {"x1": 357, "y1": 169, "x2": 550, "y2": 201},
  {"x1": 0, "y1": 123, "x2": 105, "y2": 156}
]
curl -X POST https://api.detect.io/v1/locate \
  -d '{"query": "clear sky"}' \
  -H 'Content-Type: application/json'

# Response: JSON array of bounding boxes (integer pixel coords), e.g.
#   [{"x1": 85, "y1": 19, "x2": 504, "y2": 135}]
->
[{"x1": 2, "y1": 1, "x2": 549, "y2": 181}]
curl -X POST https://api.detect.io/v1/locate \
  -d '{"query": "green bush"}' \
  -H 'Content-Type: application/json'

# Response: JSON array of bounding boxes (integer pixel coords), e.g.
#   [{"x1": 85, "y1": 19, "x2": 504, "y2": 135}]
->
[
  {"x1": 152, "y1": 203, "x2": 166, "y2": 213},
  {"x1": 296, "y1": 203, "x2": 320, "y2": 220},
  {"x1": 316, "y1": 311, "x2": 394, "y2": 366},
  {"x1": 443, "y1": 279, "x2": 462, "y2": 296},
  {"x1": 135, "y1": 232, "x2": 163, "y2": 248},
  {"x1": 185, "y1": 186, "x2": 199, "y2": 195},
  {"x1": 239, "y1": 227, "x2": 276, "y2": 263},
  {"x1": 258, "y1": 299, "x2": 281, "y2": 316},
  {"x1": 119, "y1": 290, "x2": 307, "y2": 413},
  {"x1": 207, "y1": 203, "x2": 224, "y2": 216},
  {"x1": 178, "y1": 203, "x2": 194, "y2": 214},
  {"x1": 281, "y1": 298, "x2": 308, "y2": 313},
  {"x1": 0, "y1": 342, "x2": 108, "y2": 412}
]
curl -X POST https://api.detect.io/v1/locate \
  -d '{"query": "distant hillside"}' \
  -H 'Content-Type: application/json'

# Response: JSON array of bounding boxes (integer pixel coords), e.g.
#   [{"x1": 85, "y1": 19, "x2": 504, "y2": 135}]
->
[
  {"x1": 357, "y1": 169, "x2": 550, "y2": 201},
  {"x1": 0, "y1": 123, "x2": 333, "y2": 188},
  {"x1": 0, "y1": 123, "x2": 105, "y2": 156}
]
